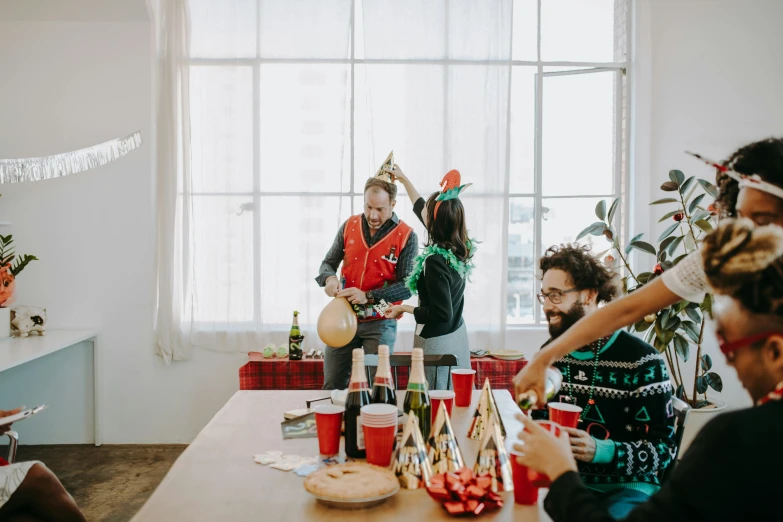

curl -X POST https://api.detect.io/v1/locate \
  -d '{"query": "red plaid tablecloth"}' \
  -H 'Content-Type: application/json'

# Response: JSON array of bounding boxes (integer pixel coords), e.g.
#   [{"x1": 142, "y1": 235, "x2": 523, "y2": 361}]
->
[{"x1": 238, "y1": 356, "x2": 527, "y2": 396}]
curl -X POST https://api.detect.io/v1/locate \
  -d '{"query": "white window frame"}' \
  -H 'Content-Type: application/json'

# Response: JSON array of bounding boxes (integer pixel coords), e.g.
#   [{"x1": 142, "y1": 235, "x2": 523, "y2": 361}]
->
[{"x1": 186, "y1": 0, "x2": 631, "y2": 329}]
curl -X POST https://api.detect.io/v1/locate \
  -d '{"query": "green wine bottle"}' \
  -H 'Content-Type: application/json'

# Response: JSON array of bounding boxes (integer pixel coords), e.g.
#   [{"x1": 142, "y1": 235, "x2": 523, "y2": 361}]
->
[
  {"x1": 517, "y1": 367, "x2": 563, "y2": 410},
  {"x1": 403, "y1": 348, "x2": 431, "y2": 440}
]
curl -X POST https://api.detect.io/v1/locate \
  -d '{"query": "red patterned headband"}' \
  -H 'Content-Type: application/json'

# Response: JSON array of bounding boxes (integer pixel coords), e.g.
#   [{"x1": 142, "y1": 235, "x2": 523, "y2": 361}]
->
[{"x1": 686, "y1": 151, "x2": 783, "y2": 200}]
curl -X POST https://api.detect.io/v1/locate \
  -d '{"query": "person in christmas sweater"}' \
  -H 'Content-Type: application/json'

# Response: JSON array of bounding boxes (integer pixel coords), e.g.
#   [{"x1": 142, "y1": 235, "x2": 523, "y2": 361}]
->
[
  {"x1": 516, "y1": 218, "x2": 783, "y2": 522},
  {"x1": 533, "y1": 244, "x2": 675, "y2": 519}
]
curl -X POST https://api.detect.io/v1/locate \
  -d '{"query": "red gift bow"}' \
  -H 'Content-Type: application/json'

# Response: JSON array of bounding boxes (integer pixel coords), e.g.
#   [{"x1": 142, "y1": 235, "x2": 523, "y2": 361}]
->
[{"x1": 426, "y1": 467, "x2": 504, "y2": 516}]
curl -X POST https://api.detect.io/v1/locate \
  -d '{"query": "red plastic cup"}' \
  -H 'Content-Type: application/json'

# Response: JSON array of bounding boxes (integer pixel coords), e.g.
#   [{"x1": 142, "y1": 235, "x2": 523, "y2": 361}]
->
[
  {"x1": 527, "y1": 421, "x2": 561, "y2": 487},
  {"x1": 451, "y1": 369, "x2": 476, "y2": 407},
  {"x1": 314, "y1": 405, "x2": 344, "y2": 457},
  {"x1": 362, "y1": 424, "x2": 397, "y2": 467},
  {"x1": 509, "y1": 449, "x2": 539, "y2": 505},
  {"x1": 548, "y1": 402, "x2": 582, "y2": 429},
  {"x1": 429, "y1": 390, "x2": 455, "y2": 423}
]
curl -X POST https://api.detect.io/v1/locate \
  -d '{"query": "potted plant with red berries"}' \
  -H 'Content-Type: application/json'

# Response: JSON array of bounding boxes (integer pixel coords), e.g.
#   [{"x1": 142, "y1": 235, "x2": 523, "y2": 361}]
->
[{"x1": 576, "y1": 170, "x2": 723, "y2": 450}]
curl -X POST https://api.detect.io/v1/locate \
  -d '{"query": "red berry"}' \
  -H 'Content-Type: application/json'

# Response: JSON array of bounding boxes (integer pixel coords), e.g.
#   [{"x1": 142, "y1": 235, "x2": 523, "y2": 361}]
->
[
  {"x1": 653, "y1": 264, "x2": 664, "y2": 275},
  {"x1": 673, "y1": 213, "x2": 684, "y2": 222}
]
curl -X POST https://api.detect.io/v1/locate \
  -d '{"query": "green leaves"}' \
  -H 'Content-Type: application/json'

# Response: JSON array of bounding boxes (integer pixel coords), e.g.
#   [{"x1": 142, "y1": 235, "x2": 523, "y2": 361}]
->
[
  {"x1": 651, "y1": 198, "x2": 678, "y2": 205},
  {"x1": 690, "y1": 209, "x2": 712, "y2": 224},
  {"x1": 694, "y1": 219, "x2": 713, "y2": 233},
  {"x1": 658, "y1": 210, "x2": 681, "y2": 223},
  {"x1": 0, "y1": 234, "x2": 15, "y2": 267},
  {"x1": 10, "y1": 254, "x2": 38, "y2": 277},
  {"x1": 660, "y1": 181, "x2": 679, "y2": 192},
  {"x1": 669, "y1": 170, "x2": 685, "y2": 185},
  {"x1": 685, "y1": 306, "x2": 702, "y2": 324},
  {"x1": 681, "y1": 320, "x2": 701, "y2": 343},
  {"x1": 659, "y1": 222, "x2": 680, "y2": 242},
  {"x1": 704, "y1": 372, "x2": 723, "y2": 392},
  {"x1": 629, "y1": 241, "x2": 656, "y2": 255},
  {"x1": 688, "y1": 193, "x2": 706, "y2": 214},
  {"x1": 680, "y1": 176, "x2": 697, "y2": 198},
  {"x1": 608, "y1": 198, "x2": 620, "y2": 225},
  {"x1": 698, "y1": 179, "x2": 719, "y2": 199},
  {"x1": 674, "y1": 334, "x2": 690, "y2": 362},
  {"x1": 576, "y1": 221, "x2": 606, "y2": 241},
  {"x1": 595, "y1": 200, "x2": 607, "y2": 221},
  {"x1": 701, "y1": 354, "x2": 712, "y2": 372}
]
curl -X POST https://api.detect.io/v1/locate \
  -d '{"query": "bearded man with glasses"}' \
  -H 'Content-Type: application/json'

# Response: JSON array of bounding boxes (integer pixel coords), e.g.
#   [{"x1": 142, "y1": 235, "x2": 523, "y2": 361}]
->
[{"x1": 532, "y1": 244, "x2": 676, "y2": 520}]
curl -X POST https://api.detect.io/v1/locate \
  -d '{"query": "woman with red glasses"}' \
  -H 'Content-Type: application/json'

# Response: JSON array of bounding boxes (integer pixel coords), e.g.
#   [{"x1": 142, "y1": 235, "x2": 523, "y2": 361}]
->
[
  {"x1": 513, "y1": 218, "x2": 783, "y2": 522},
  {"x1": 515, "y1": 137, "x2": 783, "y2": 406}
]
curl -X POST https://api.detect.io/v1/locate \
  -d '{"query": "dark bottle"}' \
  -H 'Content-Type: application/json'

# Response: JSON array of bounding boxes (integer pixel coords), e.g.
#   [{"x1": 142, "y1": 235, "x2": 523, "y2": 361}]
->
[
  {"x1": 344, "y1": 348, "x2": 372, "y2": 458},
  {"x1": 288, "y1": 311, "x2": 303, "y2": 361},
  {"x1": 371, "y1": 344, "x2": 397, "y2": 406}
]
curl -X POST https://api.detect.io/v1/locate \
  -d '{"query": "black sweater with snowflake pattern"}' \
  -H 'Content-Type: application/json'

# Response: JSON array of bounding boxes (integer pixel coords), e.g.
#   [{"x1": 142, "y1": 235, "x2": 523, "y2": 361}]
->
[{"x1": 534, "y1": 331, "x2": 676, "y2": 495}]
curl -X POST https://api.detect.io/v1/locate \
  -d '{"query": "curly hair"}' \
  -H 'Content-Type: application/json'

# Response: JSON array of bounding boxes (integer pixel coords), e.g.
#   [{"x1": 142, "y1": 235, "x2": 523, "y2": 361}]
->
[
  {"x1": 715, "y1": 137, "x2": 783, "y2": 217},
  {"x1": 702, "y1": 218, "x2": 783, "y2": 315},
  {"x1": 539, "y1": 244, "x2": 620, "y2": 305}
]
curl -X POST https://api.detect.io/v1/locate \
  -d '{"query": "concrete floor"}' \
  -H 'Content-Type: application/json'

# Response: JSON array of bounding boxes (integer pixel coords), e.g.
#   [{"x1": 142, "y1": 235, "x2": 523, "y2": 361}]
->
[{"x1": 14, "y1": 444, "x2": 186, "y2": 522}]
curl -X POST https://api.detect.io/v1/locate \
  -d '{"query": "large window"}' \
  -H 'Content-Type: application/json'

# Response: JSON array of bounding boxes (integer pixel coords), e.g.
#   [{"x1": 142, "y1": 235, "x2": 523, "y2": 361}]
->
[{"x1": 186, "y1": 0, "x2": 628, "y2": 334}]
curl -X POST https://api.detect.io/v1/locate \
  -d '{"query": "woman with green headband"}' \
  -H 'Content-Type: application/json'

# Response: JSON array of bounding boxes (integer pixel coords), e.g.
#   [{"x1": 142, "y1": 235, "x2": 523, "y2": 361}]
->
[{"x1": 385, "y1": 165, "x2": 475, "y2": 389}]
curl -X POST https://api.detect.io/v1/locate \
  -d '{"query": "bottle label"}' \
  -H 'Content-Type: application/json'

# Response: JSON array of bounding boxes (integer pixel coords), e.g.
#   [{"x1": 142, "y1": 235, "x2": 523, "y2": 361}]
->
[
  {"x1": 373, "y1": 376, "x2": 394, "y2": 388},
  {"x1": 406, "y1": 382, "x2": 426, "y2": 392},
  {"x1": 357, "y1": 417, "x2": 365, "y2": 450},
  {"x1": 348, "y1": 381, "x2": 369, "y2": 391}
]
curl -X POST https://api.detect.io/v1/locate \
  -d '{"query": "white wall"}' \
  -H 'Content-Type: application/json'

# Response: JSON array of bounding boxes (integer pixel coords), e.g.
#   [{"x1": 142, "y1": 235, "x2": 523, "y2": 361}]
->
[
  {"x1": 0, "y1": 19, "x2": 247, "y2": 443},
  {"x1": 635, "y1": 0, "x2": 783, "y2": 410}
]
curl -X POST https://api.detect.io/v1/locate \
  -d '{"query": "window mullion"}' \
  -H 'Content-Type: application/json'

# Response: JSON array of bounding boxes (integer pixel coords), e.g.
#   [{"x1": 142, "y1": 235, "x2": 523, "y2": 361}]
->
[{"x1": 253, "y1": 63, "x2": 262, "y2": 324}]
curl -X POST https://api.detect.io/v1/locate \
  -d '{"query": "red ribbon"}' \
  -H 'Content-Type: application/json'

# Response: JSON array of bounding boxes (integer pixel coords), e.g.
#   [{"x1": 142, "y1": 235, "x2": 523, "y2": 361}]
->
[{"x1": 426, "y1": 467, "x2": 504, "y2": 516}]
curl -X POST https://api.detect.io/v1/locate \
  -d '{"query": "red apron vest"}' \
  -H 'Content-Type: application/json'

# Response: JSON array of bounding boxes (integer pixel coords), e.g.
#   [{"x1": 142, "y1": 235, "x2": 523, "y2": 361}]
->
[{"x1": 341, "y1": 215, "x2": 413, "y2": 322}]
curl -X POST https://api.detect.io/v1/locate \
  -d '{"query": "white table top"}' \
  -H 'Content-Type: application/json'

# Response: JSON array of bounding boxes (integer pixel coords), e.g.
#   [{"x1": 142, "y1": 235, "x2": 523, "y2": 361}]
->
[
  {"x1": 0, "y1": 329, "x2": 98, "y2": 373},
  {"x1": 132, "y1": 389, "x2": 551, "y2": 522}
]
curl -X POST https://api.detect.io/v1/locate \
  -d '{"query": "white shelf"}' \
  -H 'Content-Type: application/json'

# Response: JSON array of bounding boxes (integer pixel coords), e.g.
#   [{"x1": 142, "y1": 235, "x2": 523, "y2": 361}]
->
[
  {"x1": 0, "y1": 329, "x2": 98, "y2": 373},
  {"x1": 0, "y1": 221, "x2": 10, "y2": 226}
]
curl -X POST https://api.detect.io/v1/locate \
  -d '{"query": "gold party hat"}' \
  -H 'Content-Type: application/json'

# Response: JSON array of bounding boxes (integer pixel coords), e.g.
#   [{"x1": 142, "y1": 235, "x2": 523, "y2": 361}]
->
[
  {"x1": 473, "y1": 414, "x2": 513, "y2": 493},
  {"x1": 374, "y1": 150, "x2": 395, "y2": 183},
  {"x1": 467, "y1": 378, "x2": 504, "y2": 440},
  {"x1": 392, "y1": 414, "x2": 433, "y2": 489},
  {"x1": 427, "y1": 402, "x2": 466, "y2": 474}
]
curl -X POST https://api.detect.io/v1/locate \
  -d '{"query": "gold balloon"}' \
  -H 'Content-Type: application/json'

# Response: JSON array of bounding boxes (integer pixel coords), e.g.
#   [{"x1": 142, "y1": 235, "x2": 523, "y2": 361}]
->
[{"x1": 317, "y1": 297, "x2": 358, "y2": 347}]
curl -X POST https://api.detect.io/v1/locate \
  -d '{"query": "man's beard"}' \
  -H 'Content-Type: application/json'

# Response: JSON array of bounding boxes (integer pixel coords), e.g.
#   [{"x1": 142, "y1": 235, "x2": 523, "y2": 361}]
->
[{"x1": 546, "y1": 300, "x2": 586, "y2": 339}]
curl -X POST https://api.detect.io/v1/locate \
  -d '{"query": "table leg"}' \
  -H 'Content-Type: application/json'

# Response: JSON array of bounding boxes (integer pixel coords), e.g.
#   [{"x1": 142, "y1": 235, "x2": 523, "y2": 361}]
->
[{"x1": 91, "y1": 337, "x2": 102, "y2": 447}]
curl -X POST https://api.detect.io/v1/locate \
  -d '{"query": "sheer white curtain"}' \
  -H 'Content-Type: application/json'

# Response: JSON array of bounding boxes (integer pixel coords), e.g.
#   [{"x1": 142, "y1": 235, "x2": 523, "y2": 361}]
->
[
  {"x1": 357, "y1": 0, "x2": 512, "y2": 352},
  {"x1": 152, "y1": 0, "x2": 513, "y2": 360}
]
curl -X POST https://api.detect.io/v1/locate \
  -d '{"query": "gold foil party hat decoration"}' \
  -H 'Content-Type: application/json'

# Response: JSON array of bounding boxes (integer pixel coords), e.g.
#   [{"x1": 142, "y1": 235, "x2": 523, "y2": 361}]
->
[
  {"x1": 473, "y1": 414, "x2": 513, "y2": 493},
  {"x1": 427, "y1": 402, "x2": 465, "y2": 474},
  {"x1": 487, "y1": 382, "x2": 507, "y2": 438},
  {"x1": 392, "y1": 414, "x2": 433, "y2": 489},
  {"x1": 374, "y1": 150, "x2": 395, "y2": 183},
  {"x1": 468, "y1": 378, "x2": 504, "y2": 440}
]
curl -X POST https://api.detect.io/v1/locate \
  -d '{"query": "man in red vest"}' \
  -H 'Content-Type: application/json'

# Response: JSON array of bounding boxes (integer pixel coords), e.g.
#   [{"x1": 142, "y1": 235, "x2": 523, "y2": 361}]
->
[{"x1": 316, "y1": 176, "x2": 418, "y2": 389}]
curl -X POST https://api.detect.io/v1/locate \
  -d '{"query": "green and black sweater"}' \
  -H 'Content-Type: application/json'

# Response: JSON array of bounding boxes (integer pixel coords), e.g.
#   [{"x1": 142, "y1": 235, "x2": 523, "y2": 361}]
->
[{"x1": 535, "y1": 331, "x2": 676, "y2": 496}]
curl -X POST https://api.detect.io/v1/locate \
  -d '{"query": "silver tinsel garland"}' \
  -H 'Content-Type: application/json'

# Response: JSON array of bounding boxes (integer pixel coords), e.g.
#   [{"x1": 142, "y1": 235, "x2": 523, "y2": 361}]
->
[{"x1": 0, "y1": 131, "x2": 142, "y2": 184}]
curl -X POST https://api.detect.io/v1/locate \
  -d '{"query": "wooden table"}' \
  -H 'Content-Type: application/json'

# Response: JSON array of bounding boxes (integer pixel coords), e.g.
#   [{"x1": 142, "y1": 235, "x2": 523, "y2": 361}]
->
[{"x1": 132, "y1": 390, "x2": 551, "y2": 522}]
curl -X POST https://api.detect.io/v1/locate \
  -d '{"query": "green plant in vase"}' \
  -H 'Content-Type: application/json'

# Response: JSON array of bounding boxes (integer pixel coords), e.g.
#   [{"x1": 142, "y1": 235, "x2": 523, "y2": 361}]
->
[
  {"x1": 576, "y1": 170, "x2": 721, "y2": 408},
  {"x1": 0, "y1": 234, "x2": 38, "y2": 307}
]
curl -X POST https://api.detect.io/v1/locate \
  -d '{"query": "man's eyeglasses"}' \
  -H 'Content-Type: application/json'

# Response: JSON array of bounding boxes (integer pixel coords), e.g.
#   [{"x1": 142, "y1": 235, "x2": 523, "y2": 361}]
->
[
  {"x1": 716, "y1": 331, "x2": 783, "y2": 362},
  {"x1": 536, "y1": 288, "x2": 580, "y2": 305}
]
